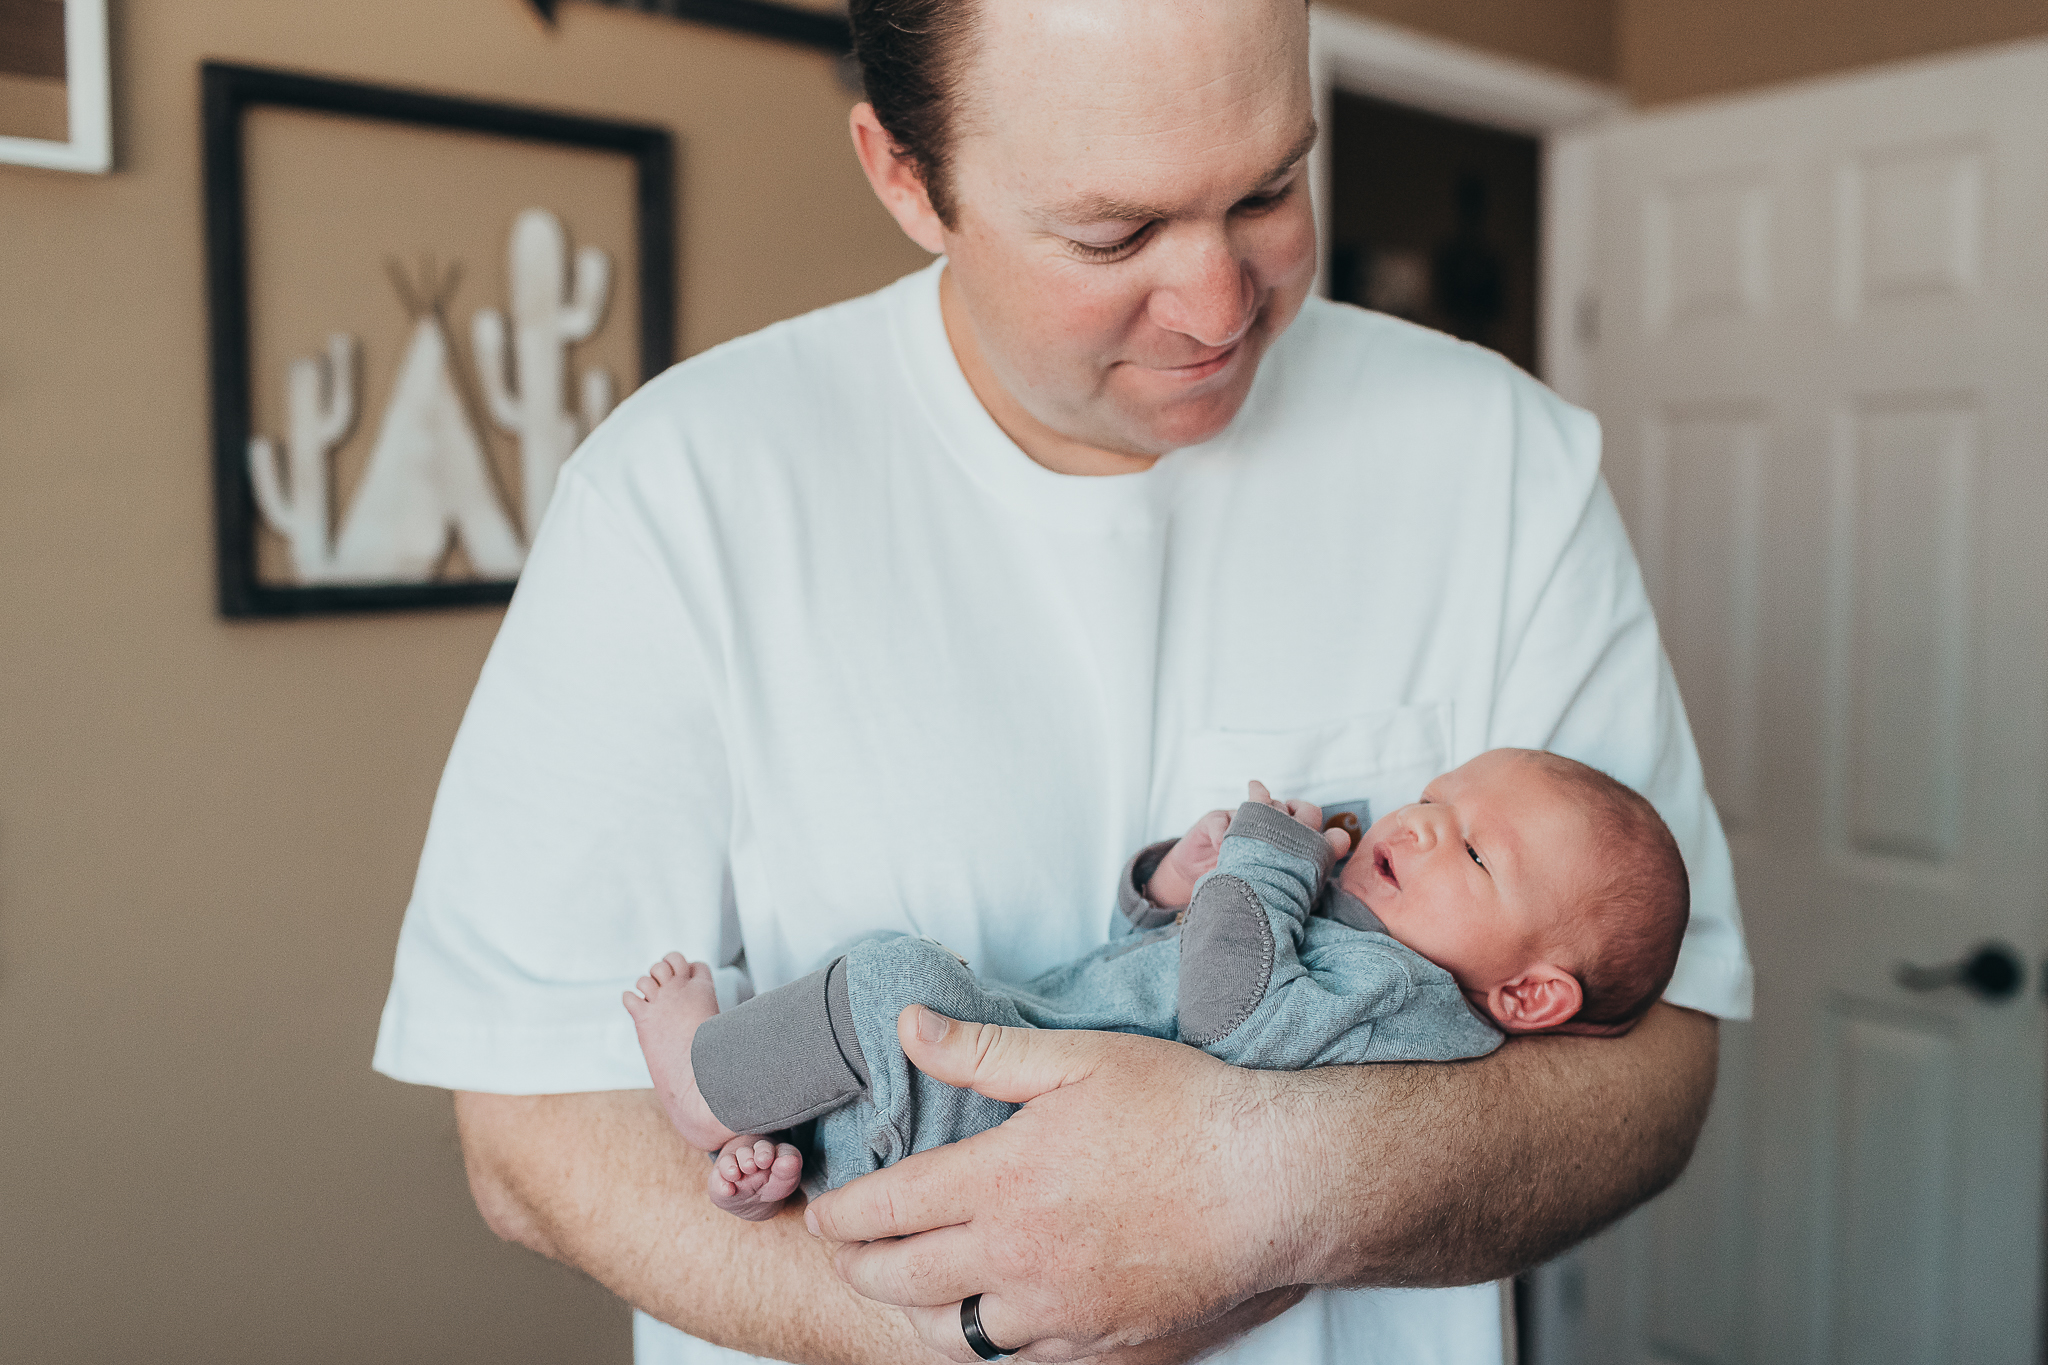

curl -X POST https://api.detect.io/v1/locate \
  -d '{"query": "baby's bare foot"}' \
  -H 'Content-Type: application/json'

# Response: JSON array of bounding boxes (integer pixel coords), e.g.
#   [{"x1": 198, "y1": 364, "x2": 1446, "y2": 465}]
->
[
  {"x1": 708, "y1": 1135, "x2": 805, "y2": 1221},
  {"x1": 622, "y1": 952, "x2": 736, "y2": 1151}
]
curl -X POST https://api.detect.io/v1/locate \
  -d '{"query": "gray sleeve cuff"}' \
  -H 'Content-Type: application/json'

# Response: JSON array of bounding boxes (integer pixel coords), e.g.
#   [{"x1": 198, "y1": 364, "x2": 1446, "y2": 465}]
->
[
  {"x1": 1223, "y1": 800, "x2": 1338, "y2": 876},
  {"x1": 1118, "y1": 838, "x2": 1184, "y2": 930},
  {"x1": 691, "y1": 958, "x2": 869, "y2": 1137}
]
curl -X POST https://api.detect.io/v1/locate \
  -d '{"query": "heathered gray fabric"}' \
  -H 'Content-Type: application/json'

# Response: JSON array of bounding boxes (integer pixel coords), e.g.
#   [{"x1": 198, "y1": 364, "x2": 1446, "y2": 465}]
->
[
  {"x1": 1176, "y1": 873, "x2": 1275, "y2": 1045},
  {"x1": 693, "y1": 963, "x2": 865, "y2": 1136},
  {"x1": 1321, "y1": 886, "x2": 1387, "y2": 934},
  {"x1": 1116, "y1": 838, "x2": 1183, "y2": 931},
  {"x1": 825, "y1": 955, "x2": 869, "y2": 1088},
  {"x1": 1218, "y1": 798, "x2": 1340, "y2": 873},
  {"x1": 793, "y1": 800, "x2": 1503, "y2": 1193}
]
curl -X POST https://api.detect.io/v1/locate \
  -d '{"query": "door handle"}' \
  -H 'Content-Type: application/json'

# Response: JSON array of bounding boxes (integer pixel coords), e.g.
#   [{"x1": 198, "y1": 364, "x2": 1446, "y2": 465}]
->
[{"x1": 1894, "y1": 942, "x2": 2025, "y2": 1001}]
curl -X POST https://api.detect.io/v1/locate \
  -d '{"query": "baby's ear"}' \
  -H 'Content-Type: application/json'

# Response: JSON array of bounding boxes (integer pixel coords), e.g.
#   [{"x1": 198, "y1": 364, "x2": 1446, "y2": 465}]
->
[{"x1": 1489, "y1": 967, "x2": 1583, "y2": 1033}]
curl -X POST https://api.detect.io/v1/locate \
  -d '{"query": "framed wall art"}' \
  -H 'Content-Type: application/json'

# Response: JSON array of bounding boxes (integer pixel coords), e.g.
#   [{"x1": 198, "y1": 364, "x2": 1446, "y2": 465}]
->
[
  {"x1": 0, "y1": 0, "x2": 112, "y2": 172},
  {"x1": 202, "y1": 62, "x2": 675, "y2": 617}
]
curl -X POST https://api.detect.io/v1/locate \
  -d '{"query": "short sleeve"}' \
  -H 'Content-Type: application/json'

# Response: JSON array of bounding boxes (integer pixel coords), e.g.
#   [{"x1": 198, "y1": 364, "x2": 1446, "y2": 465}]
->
[
  {"x1": 372, "y1": 467, "x2": 741, "y2": 1093},
  {"x1": 1484, "y1": 375, "x2": 1754, "y2": 1019}
]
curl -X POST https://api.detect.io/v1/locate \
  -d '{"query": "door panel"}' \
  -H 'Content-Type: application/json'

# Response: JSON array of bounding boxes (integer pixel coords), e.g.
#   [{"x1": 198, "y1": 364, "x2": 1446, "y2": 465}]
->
[{"x1": 1570, "y1": 38, "x2": 2048, "y2": 1365}]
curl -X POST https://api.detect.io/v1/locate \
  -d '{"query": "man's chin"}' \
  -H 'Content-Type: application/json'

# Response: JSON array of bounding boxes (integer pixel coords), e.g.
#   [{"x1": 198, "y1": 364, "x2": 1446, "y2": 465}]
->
[{"x1": 1109, "y1": 387, "x2": 1254, "y2": 457}]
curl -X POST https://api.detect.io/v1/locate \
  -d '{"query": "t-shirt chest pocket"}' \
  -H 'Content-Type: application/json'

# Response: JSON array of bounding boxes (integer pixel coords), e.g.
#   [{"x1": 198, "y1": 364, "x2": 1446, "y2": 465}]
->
[{"x1": 1156, "y1": 700, "x2": 1456, "y2": 836}]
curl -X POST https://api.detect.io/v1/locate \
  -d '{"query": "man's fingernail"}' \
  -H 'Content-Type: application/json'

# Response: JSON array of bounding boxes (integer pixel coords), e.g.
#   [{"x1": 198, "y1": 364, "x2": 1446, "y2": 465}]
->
[
  {"x1": 804, "y1": 1205, "x2": 819, "y2": 1236},
  {"x1": 914, "y1": 1005, "x2": 951, "y2": 1043}
]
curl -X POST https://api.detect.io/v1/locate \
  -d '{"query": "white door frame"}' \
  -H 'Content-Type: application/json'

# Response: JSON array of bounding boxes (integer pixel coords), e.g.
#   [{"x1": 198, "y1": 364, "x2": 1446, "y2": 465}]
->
[{"x1": 1306, "y1": 6, "x2": 1625, "y2": 401}]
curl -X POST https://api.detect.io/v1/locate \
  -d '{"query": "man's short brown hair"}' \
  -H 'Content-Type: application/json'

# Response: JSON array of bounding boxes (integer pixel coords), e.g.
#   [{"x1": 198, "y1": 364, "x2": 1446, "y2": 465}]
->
[{"x1": 849, "y1": 0, "x2": 981, "y2": 226}]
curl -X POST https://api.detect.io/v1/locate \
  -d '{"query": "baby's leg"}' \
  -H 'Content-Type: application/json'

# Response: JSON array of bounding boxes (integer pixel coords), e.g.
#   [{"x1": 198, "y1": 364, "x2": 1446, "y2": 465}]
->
[
  {"x1": 622, "y1": 952, "x2": 742, "y2": 1150},
  {"x1": 623, "y1": 953, "x2": 806, "y2": 1216},
  {"x1": 648, "y1": 936, "x2": 1038, "y2": 1196},
  {"x1": 822, "y1": 936, "x2": 1034, "y2": 1180}
]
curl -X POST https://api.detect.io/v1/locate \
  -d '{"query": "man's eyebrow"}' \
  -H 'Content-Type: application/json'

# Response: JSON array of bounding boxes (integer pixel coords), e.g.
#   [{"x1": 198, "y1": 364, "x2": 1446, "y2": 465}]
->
[{"x1": 1047, "y1": 122, "x2": 1321, "y2": 225}]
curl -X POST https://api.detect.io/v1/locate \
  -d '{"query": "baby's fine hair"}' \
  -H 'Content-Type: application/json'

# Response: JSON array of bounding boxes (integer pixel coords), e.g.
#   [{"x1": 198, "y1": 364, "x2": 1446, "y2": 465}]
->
[{"x1": 1524, "y1": 752, "x2": 1690, "y2": 1032}]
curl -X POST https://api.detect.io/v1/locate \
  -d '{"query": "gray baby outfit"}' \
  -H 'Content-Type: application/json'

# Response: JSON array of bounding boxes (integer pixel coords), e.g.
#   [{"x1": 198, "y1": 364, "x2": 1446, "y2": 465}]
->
[{"x1": 690, "y1": 800, "x2": 1503, "y2": 1192}]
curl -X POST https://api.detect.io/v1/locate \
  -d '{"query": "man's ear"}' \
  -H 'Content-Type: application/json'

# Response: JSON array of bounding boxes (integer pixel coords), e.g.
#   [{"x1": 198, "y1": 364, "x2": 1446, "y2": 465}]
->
[
  {"x1": 849, "y1": 103, "x2": 947, "y2": 254},
  {"x1": 1488, "y1": 966, "x2": 1584, "y2": 1033}
]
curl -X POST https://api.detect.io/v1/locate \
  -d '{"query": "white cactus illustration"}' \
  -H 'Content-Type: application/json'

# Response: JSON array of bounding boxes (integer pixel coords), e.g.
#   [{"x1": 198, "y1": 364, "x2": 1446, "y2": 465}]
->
[
  {"x1": 247, "y1": 334, "x2": 357, "y2": 580},
  {"x1": 246, "y1": 263, "x2": 527, "y2": 585},
  {"x1": 473, "y1": 208, "x2": 616, "y2": 541}
]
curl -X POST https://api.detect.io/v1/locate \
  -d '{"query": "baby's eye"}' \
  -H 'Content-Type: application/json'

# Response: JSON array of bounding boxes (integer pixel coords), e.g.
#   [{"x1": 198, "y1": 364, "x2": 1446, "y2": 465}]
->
[{"x1": 1467, "y1": 844, "x2": 1486, "y2": 870}]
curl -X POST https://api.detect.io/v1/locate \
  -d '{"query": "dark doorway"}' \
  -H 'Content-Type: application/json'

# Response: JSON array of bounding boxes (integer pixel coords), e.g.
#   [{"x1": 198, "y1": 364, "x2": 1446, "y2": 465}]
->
[{"x1": 1326, "y1": 92, "x2": 1542, "y2": 376}]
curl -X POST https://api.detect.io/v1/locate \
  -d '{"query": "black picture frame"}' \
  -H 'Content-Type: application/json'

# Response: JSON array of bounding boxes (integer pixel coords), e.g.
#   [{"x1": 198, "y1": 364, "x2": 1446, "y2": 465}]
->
[{"x1": 202, "y1": 61, "x2": 675, "y2": 618}]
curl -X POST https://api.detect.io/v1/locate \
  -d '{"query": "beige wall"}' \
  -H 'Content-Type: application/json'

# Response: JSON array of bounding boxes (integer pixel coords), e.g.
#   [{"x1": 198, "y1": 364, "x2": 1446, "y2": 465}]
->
[
  {"x1": 1619, "y1": 0, "x2": 2048, "y2": 105},
  {"x1": 0, "y1": 0, "x2": 925, "y2": 1360}
]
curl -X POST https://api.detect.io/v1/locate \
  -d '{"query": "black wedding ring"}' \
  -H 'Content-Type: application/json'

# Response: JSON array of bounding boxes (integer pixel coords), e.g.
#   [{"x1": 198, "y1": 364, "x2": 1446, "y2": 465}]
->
[{"x1": 960, "y1": 1294, "x2": 1013, "y2": 1361}]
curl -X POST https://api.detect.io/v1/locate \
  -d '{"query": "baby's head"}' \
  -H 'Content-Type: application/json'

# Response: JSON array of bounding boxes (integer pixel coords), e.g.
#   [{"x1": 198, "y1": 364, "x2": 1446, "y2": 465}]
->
[{"x1": 1336, "y1": 748, "x2": 1689, "y2": 1036}]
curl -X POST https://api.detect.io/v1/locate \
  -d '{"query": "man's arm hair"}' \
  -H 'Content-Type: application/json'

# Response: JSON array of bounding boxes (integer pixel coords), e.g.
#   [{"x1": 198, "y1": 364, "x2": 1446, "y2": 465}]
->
[
  {"x1": 1289, "y1": 1001, "x2": 1718, "y2": 1288},
  {"x1": 460, "y1": 1004, "x2": 1717, "y2": 1363},
  {"x1": 454, "y1": 1089, "x2": 925, "y2": 1365}
]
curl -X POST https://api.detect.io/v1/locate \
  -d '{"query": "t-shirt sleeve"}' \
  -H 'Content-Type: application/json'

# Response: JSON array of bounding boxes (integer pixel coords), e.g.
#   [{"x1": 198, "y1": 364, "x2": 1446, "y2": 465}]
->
[
  {"x1": 372, "y1": 465, "x2": 741, "y2": 1093},
  {"x1": 1483, "y1": 373, "x2": 1754, "y2": 1020}
]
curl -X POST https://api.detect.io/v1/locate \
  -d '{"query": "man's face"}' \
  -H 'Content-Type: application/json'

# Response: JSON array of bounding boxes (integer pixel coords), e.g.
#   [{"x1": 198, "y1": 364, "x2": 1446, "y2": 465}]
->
[{"x1": 935, "y1": 0, "x2": 1319, "y2": 459}]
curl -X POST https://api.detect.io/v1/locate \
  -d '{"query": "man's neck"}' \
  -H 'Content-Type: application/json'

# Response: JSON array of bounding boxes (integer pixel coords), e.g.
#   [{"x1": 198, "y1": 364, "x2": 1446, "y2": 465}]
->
[{"x1": 938, "y1": 266, "x2": 1159, "y2": 478}]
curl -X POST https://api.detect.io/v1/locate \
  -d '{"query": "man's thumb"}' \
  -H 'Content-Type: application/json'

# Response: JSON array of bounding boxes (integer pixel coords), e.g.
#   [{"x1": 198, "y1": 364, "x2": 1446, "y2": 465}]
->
[{"x1": 896, "y1": 1004, "x2": 1100, "y2": 1104}]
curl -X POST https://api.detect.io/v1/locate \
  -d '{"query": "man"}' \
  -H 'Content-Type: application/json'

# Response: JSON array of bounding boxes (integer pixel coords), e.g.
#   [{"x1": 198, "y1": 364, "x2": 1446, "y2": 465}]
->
[{"x1": 373, "y1": 0, "x2": 1751, "y2": 1361}]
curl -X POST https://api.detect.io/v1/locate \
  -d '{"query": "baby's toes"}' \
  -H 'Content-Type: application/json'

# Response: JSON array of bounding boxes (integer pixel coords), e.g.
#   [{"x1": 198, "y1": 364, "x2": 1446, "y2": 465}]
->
[{"x1": 759, "y1": 1144, "x2": 804, "y2": 1201}]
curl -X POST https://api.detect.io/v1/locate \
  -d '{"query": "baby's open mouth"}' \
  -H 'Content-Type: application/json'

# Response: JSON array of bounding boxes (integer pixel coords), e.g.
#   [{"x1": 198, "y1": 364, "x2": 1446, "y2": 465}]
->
[{"x1": 1374, "y1": 847, "x2": 1399, "y2": 889}]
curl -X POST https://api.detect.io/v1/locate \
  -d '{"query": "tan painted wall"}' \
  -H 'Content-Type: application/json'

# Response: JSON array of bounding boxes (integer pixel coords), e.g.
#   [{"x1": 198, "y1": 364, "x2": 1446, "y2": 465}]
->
[
  {"x1": 1619, "y1": 0, "x2": 2048, "y2": 106},
  {"x1": 0, "y1": 0, "x2": 926, "y2": 1360}
]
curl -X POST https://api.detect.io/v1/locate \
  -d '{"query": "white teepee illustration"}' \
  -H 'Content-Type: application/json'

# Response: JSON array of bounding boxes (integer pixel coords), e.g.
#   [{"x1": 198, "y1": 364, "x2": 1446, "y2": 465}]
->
[{"x1": 249, "y1": 262, "x2": 527, "y2": 584}]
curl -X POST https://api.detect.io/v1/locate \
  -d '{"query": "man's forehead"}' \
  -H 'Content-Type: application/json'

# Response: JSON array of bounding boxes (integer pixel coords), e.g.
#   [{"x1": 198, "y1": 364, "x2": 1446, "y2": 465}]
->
[{"x1": 959, "y1": 0, "x2": 1311, "y2": 191}]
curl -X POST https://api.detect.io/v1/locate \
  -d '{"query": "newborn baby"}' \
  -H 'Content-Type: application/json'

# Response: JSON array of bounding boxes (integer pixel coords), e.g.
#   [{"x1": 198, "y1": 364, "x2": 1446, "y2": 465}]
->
[{"x1": 624, "y1": 748, "x2": 1690, "y2": 1220}]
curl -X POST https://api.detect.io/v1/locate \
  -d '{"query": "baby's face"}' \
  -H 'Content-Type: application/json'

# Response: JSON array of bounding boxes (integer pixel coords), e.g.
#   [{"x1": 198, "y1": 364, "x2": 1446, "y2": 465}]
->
[{"x1": 1337, "y1": 750, "x2": 1594, "y2": 1002}]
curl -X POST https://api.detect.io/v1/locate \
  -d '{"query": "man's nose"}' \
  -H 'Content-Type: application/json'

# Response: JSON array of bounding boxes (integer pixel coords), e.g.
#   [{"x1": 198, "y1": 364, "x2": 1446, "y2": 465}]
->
[{"x1": 1148, "y1": 239, "x2": 1255, "y2": 349}]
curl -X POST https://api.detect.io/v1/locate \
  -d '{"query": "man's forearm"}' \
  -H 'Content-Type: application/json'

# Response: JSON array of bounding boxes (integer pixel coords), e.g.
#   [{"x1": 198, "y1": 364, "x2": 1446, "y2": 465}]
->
[
  {"x1": 454, "y1": 1089, "x2": 932, "y2": 1365},
  {"x1": 1279, "y1": 1002, "x2": 1718, "y2": 1288}
]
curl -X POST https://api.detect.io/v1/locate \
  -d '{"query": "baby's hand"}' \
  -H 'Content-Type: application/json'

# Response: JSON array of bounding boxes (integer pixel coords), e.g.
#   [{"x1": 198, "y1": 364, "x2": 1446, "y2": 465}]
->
[
  {"x1": 1145, "y1": 808, "x2": 1232, "y2": 908},
  {"x1": 708, "y1": 1135, "x2": 804, "y2": 1222},
  {"x1": 1246, "y1": 780, "x2": 1353, "y2": 859}
]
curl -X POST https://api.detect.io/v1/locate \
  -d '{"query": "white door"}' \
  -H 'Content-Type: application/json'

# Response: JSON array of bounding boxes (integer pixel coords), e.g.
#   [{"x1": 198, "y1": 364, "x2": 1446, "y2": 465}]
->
[{"x1": 1562, "y1": 39, "x2": 2048, "y2": 1365}]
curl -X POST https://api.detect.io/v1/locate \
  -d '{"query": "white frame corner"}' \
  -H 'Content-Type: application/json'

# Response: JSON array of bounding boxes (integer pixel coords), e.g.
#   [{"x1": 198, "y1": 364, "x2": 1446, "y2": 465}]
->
[{"x1": 0, "y1": 0, "x2": 112, "y2": 174}]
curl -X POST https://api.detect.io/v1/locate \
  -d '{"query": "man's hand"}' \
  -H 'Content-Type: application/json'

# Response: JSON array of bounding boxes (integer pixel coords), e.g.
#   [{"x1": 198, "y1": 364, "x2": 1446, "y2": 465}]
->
[
  {"x1": 807, "y1": 1006, "x2": 1301, "y2": 1361},
  {"x1": 807, "y1": 1001, "x2": 1719, "y2": 1361}
]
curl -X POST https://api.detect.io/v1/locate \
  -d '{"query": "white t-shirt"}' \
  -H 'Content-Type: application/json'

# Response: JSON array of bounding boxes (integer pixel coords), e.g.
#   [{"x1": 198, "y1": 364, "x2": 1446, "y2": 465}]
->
[{"x1": 375, "y1": 260, "x2": 1752, "y2": 1365}]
